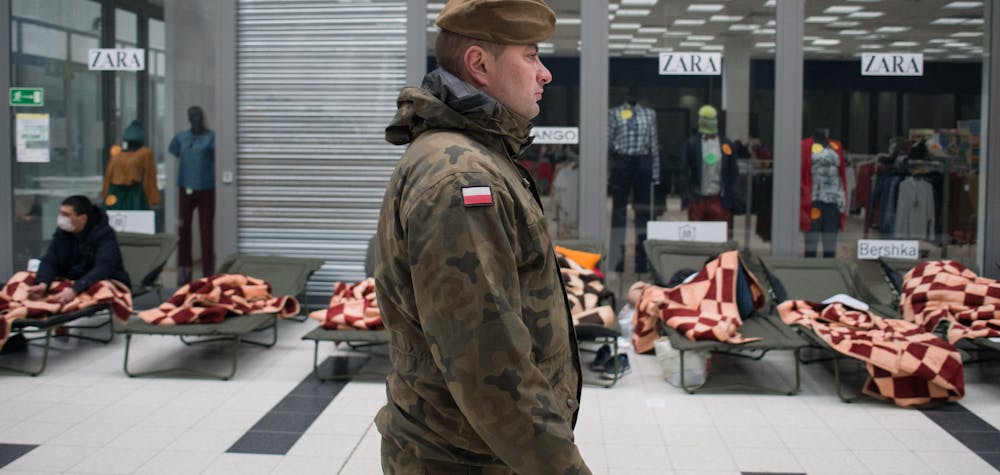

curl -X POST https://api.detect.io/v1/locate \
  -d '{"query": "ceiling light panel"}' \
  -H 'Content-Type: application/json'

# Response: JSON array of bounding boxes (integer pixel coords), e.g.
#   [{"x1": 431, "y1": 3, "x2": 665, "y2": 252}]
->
[
  {"x1": 688, "y1": 4, "x2": 724, "y2": 12},
  {"x1": 848, "y1": 11, "x2": 884, "y2": 18},
  {"x1": 876, "y1": 26, "x2": 910, "y2": 32},
  {"x1": 952, "y1": 31, "x2": 983, "y2": 37},
  {"x1": 616, "y1": 9, "x2": 650, "y2": 16},
  {"x1": 824, "y1": 6, "x2": 863, "y2": 14},
  {"x1": 806, "y1": 16, "x2": 839, "y2": 23},
  {"x1": 688, "y1": 35, "x2": 715, "y2": 41},
  {"x1": 674, "y1": 19, "x2": 707, "y2": 26},
  {"x1": 621, "y1": 0, "x2": 658, "y2": 5},
  {"x1": 839, "y1": 30, "x2": 868, "y2": 35},
  {"x1": 611, "y1": 22, "x2": 642, "y2": 29},
  {"x1": 944, "y1": 1, "x2": 983, "y2": 8},
  {"x1": 828, "y1": 21, "x2": 861, "y2": 27},
  {"x1": 710, "y1": 15, "x2": 744, "y2": 22},
  {"x1": 638, "y1": 26, "x2": 667, "y2": 34},
  {"x1": 891, "y1": 41, "x2": 919, "y2": 46},
  {"x1": 753, "y1": 28, "x2": 776, "y2": 35}
]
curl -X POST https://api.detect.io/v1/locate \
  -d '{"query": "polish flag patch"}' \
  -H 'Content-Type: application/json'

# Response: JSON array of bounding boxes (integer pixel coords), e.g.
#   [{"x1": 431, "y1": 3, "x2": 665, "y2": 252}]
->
[{"x1": 462, "y1": 186, "x2": 493, "y2": 207}]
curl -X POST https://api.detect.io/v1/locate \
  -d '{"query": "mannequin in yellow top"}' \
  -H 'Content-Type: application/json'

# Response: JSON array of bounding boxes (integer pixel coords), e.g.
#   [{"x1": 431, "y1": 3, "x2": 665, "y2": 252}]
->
[{"x1": 102, "y1": 120, "x2": 161, "y2": 210}]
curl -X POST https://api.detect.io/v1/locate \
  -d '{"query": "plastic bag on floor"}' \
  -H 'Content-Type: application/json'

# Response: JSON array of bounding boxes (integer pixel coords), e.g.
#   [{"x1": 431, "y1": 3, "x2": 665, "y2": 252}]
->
[
  {"x1": 654, "y1": 337, "x2": 708, "y2": 388},
  {"x1": 616, "y1": 303, "x2": 634, "y2": 349}
]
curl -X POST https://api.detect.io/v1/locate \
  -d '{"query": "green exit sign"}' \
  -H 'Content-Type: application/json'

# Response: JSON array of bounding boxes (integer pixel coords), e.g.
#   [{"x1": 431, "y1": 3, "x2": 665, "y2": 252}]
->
[{"x1": 10, "y1": 88, "x2": 44, "y2": 107}]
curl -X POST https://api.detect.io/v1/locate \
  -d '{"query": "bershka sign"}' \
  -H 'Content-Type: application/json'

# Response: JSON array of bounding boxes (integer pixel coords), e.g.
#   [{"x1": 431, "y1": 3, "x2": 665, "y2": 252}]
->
[
  {"x1": 89, "y1": 48, "x2": 145, "y2": 71},
  {"x1": 857, "y1": 239, "x2": 920, "y2": 260},
  {"x1": 659, "y1": 52, "x2": 722, "y2": 76},
  {"x1": 531, "y1": 127, "x2": 579, "y2": 144},
  {"x1": 861, "y1": 53, "x2": 923, "y2": 76}
]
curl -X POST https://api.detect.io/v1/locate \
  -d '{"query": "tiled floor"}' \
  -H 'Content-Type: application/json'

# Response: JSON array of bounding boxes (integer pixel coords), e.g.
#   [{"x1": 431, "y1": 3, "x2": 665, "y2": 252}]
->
[{"x1": 2, "y1": 301, "x2": 1000, "y2": 474}]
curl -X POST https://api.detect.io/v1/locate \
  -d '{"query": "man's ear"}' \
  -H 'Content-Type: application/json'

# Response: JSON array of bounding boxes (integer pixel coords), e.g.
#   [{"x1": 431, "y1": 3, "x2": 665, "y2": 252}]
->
[{"x1": 463, "y1": 45, "x2": 491, "y2": 88}]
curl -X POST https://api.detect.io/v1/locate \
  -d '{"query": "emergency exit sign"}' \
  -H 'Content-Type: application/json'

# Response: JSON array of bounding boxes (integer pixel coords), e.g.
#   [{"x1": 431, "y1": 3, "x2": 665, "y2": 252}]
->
[{"x1": 9, "y1": 88, "x2": 44, "y2": 107}]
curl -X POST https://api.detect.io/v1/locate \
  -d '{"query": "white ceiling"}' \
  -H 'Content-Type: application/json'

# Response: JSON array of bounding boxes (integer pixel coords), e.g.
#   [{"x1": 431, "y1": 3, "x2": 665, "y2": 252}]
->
[{"x1": 427, "y1": 0, "x2": 986, "y2": 62}]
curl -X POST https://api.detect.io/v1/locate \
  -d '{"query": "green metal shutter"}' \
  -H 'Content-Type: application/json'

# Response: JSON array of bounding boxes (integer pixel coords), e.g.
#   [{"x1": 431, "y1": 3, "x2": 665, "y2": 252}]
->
[{"x1": 236, "y1": 1, "x2": 406, "y2": 300}]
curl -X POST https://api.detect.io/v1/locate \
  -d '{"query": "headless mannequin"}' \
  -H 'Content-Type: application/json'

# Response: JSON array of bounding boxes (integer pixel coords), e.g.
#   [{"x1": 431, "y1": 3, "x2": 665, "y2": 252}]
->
[
  {"x1": 804, "y1": 127, "x2": 841, "y2": 258},
  {"x1": 171, "y1": 105, "x2": 216, "y2": 285}
]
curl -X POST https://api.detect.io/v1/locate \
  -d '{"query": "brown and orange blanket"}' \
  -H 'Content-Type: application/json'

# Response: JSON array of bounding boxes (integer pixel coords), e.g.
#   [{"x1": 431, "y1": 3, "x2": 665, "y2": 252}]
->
[
  {"x1": 557, "y1": 253, "x2": 616, "y2": 328},
  {"x1": 778, "y1": 300, "x2": 964, "y2": 407},
  {"x1": 900, "y1": 260, "x2": 1000, "y2": 344},
  {"x1": 309, "y1": 278, "x2": 383, "y2": 330},
  {"x1": 138, "y1": 274, "x2": 299, "y2": 325},
  {"x1": 1, "y1": 271, "x2": 132, "y2": 349},
  {"x1": 628, "y1": 250, "x2": 766, "y2": 354}
]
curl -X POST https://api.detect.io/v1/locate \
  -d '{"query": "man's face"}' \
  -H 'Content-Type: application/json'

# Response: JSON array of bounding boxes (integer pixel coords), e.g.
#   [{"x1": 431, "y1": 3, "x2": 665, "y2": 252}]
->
[
  {"x1": 481, "y1": 44, "x2": 552, "y2": 120},
  {"x1": 58, "y1": 205, "x2": 87, "y2": 233}
]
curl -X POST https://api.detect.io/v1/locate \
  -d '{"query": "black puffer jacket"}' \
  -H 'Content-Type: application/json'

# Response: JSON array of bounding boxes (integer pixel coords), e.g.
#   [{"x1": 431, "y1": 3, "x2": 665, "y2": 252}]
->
[{"x1": 35, "y1": 207, "x2": 131, "y2": 293}]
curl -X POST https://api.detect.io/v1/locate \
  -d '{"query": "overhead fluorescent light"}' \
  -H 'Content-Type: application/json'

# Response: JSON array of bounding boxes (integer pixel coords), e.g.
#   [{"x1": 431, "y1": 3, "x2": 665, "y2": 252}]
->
[
  {"x1": 753, "y1": 28, "x2": 776, "y2": 35},
  {"x1": 609, "y1": 3, "x2": 620, "y2": 11},
  {"x1": 947, "y1": 54, "x2": 970, "y2": 59},
  {"x1": 929, "y1": 39, "x2": 952, "y2": 44},
  {"x1": 952, "y1": 31, "x2": 983, "y2": 37},
  {"x1": 764, "y1": 0, "x2": 775, "y2": 7},
  {"x1": 859, "y1": 44, "x2": 883, "y2": 49},
  {"x1": 805, "y1": 16, "x2": 838, "y2": 23},
  {"x1": 944, "y1": 1, "x2": 983, "y2": 8},
  {"x1": 609, "y1": 34, "x2": 634, "y2": 40},
  {"x1": 931, "y1": 17, "x2": 968, "y2": 25},
  {"x1": 828, "y1": 21, "x2": 861, "y2": 27},
  {"x1": 839, "y1": 30, "x2": 869, "y2": 35},
  {"x1": 766, "y1": 20, "x2": 776, "y2": 26},
  {"x1": 638, "y1": 26, "x2": 667, "y2": 34},
  {"x1": 674, "y1": 19, "x2": 706, "y2": 26},
  {"x1": 824, "y1": 6, "x2": 863, "y2": 13},
  {"x1": 650, "y1": 47, "x2": 674, "y2": 52},
  {"x1": 631, "y1": 37, "x2": 658, "y2": 43},
  {"x1": 621, "y1": 0, "x2": 658, "y2": 5},
  {"x1": 891, "y1": 41, "x2": 919, "y2": 47},
  {"x1": 688, "y1": 4, "x2": 724, "y2": 12},
  {"x1": 679, "y1": 41, "x2": 706, "y2": 47},
  {"x1": 876, "y1": 26, "x2": 910, "y2": 33},
  {"x1": 923, "y1": 48, "x2": 947, "y2": 53},
  {"x1": 557, "y1": 17, "x2": 581, "y2": 25},
  {"x1": 701, "y1": 45, "x2": 724, "y2": 51},
  {"x1": 664, "y1": 31, "x2": 692, "y2": 37},
  {"x1": 710, "y1": 15, "x2": 744, "y2": 22},
  {"x1": 848, "y1": 11, "x2": 884, "y2": 18},
  {"x1": 967, "y1": 18, "x2": 984, "y2": 24},
  {"x1": 729, "y1": 24, "x2": 759, "y2": 31},
  {"x1": 626, "y1": 43, "x2": 652, "y2": 49},
  {"x1": 427, "y1": 2, "x2": 445, "y2": 10},
  {"x1": 611, "y1": 22, "x2": 642, "y2": 29},
  {"x1": 609, "y1": 43, "x2": 629, "y2": 49},
  {"x1": 688, "y1": 35, "x2": 715, "y2": 41},
  {"x1": 812, "y1": 38, "x2": 841, "y2": 46},
  {"x1": 944, "y1": 42, "x2": 970, "y2": 47},
  {"x1": 617, "y1": 8, "x2": 651, "y2": 16},
  {"x1": 755, "y1": 42, "x2": 776, "y2": 48}
]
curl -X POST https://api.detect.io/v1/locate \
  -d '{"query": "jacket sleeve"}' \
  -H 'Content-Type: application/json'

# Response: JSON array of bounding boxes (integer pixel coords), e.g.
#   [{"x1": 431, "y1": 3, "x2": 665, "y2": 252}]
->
[
  {"x1": 683, "y1": 137, "x2": 696, "y2": 207},
  {"x1": 141, "y1": 148, "x2": 161, "y2": 206},
  {"x1": 71, "y1": 229, "x2": 123, "y2": 294},
  {"x1": 402, "y1": 172, "x2": 589, "y2": 475},
  {"x1": 168, "y1": 135, "x2": 180, "y2": 157},
  {"x1": 34, "y1": 239, "x2": 60, "y2": 289}
]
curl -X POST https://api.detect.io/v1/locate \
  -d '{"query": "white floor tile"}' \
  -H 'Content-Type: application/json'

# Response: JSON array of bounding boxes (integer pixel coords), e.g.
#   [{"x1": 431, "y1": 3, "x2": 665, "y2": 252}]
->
[
  {"x1": 660, "y1": 426, "x2": 726, "y2": 448},
  {"x1": 853, "y1": 449, "x2": 934, "y2": 474},
  {"x1": 668, "y1": 446, "x2": 736, "y2": 471},
  {"x1": 271, "y1": 455, "x2": 349, "y2": 475},
  {"x1": 0, "y1": 420, "x2": 72, "y2": 444},
  {"x1": 791, "y1": 447, "x2": 870, "y2": 474},
  {"x1": 134, "y1": 450, "x2": 219, "y2": 475},
  {"x1": 165, "y1": 427, "x2": 245, "y2": 453},
  {"x1": 26, "y1": 403, "x2": 103, "y2": 425},
  {"x1": 718, "y1": 426, "x2": 784, "y2": 448},
  {"x1": 603, "y1": 423, "x2": 664, "y2": 445},
  {"x1": 287, "y1": 433, "x2": 361, "y2": 459},
  {"x1": 139, "y1": 404, "x2": 213, "y2": 428},
  {"x1": 578, "y1": 442, "x2": 608, "y2": 469},
  {"x1": 202, "y1": 453, "x2": 282, "y2": 475},
  {"x1": 307, "y1": 413, "x2": 374, "y2": 437},
  {"x1": 728, "y1": 447, "x2": 804, "y2": 473},
  {"x1": 604, "y1": 443, "x2": 670, "y2": 470},
  {"x1": 47, "y1": 422, "x2": 132, "y2": 447},
  {"x1": 776, "y1": 427, "x2": 847, "y2": 450},
  {"x1": 338, "y1": 454, "x2": 384, "y2": 475},
  {"x1": 67, "y1": 446, "x2": 158, "y2": 474},
  {"x1": 833, "y1": 426, "x2": 909, "y2": 451},
  {"x1": 916, "y1": 450, "x2": 1000, "y2": 475},
  {"x1": 890, "y1": 428, "x2": 969, "y2": 452},
  {"x1": 106, "y1": 424, "x2": 188, "y2": 450}
]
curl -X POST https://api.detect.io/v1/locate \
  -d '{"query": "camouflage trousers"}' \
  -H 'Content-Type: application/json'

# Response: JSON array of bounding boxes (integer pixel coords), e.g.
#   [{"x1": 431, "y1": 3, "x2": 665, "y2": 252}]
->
[{"x1": 381, "y1": 438, "x2": 514, "y2": 475}]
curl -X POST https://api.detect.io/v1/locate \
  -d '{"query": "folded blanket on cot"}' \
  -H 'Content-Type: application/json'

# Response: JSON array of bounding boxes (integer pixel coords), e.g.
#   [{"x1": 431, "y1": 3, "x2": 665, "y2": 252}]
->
[
  {"x1": 309, "y1": 278, "x2": 382, "y2": 330},
  {"x1": 629, "y1": 250, "x2": 766, "y2": 354},
  {"x1": 557, "y1": 253, "x2": 616, "y2": 328},
  {"x1": 900, "y1": 260, "x2": 1000, "y2": 344},
  {"x1": 778, "y1": 299, "x2": 964, "y2": 407},
  {"x1": 138, "y1": 273, "x2": 299, "y2": 324},
  {"x1": 1, "y1": 271, "x2": 132, "y2": 349}
]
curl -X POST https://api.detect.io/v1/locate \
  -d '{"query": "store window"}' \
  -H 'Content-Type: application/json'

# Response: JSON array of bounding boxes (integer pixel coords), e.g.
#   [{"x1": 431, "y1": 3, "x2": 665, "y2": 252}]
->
[{"x1": 798, "y1": 0, "x2": 984, "y2": 277}]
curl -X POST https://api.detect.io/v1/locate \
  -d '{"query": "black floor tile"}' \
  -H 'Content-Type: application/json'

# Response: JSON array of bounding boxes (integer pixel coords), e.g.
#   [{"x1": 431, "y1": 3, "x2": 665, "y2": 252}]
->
[
  {"x1": 950, "y1": 431, "x2": 1000, "y2": 453},
  {"x1": 251, "y1": 411, "x2": 319, "y2": 433},
  {"x1": 0, "y1": 444, "x2": 36, "y2": 468},
  {"x1": 978, "y1": 451, "x2": 1000, "y2": 471},
  {"x1": 923, "y1": 412, "x2": 997, "y2": 432},
  {"x1": 271, "y1": 394, "x2": 335, "y2": 414},
  {"x1": 227, "y1": 430, "x2": 303, "y2": 455}
]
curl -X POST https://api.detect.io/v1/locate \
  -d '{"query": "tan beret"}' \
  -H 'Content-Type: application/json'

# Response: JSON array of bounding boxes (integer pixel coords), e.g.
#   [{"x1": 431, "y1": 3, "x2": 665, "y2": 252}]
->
[{"x1": 436, "y1": 0, "x2": 556, "y2": 45}]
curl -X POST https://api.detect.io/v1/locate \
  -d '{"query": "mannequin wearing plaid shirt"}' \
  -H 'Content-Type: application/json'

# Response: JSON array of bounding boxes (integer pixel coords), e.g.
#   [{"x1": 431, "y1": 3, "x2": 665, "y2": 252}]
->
[{"x1": 607, "y1": 101, "x2": 659, "y2": 273}]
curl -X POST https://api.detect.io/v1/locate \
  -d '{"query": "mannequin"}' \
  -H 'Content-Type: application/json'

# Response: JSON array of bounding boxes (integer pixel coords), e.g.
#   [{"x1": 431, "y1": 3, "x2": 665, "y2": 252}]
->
[
  {"x1": 800, "y1": 128, "x2": 847, "y2": 258},
  {"x1": 169, "y1": 106, "x2": 216, "y2": 285},
  {"x1": 607, "y1": 97, "x2": 660, "y2": 273},
  {"x1": 102, "y1": 120, "x2": 160, "y2": 210},
  {"x1": 683, "y1": 105, "x2": 737, "y2": 226}
]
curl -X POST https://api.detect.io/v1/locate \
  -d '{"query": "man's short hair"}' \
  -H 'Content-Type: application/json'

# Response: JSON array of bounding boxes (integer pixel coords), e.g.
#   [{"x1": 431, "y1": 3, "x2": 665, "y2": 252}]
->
[
  {"x1": 62, "y1": 195, "x2": 93, "y2": 216},
  {"x1": 435, "y1": 29, "x2": 505, "y2": 79}
]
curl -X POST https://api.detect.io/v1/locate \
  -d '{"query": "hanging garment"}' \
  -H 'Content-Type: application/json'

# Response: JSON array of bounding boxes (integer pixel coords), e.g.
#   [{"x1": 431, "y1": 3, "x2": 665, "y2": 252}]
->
[
  {"x1": 893, "y1": 177, "x2": 936, "y2": 240},
  {"x1": 102, "y1": 146, "x2": 161, "y2": 210}
]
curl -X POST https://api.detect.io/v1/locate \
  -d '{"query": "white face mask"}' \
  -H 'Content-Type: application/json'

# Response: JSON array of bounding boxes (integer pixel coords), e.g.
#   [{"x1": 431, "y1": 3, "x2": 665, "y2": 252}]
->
[{"x1": 57, "y1": 215, "x2": 75, "y2": 232}]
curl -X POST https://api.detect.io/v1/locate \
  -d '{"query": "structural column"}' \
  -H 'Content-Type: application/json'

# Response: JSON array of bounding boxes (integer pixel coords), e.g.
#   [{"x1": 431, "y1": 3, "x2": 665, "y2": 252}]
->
[
  {"x1": 215, "y1": 0, "x2": 237, "y2": 262},
  {"x1": 579, "y1": 0, "x2": 609, "y2": 242},
  {"x1": 723, "y1": 37, "x2": 751, "y2": 142},
  {"x1": 1, "y1": 0, "x2": 11, "y2": 278},
  {"x1": 407, "y1": 0, "x2": 427, "y2": 85},
  {"x1": 981, "y1": 0, "x2": 1000, "y2": 279},
  {"x1": 771, "y1": 0, "x2": 804, "y2": 257}
]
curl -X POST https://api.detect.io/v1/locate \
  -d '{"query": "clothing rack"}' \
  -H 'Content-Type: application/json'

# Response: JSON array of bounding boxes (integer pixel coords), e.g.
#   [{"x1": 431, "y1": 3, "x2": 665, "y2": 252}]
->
[{"x1": 743, "y1": 159, "x2": 773, "y2": 252}]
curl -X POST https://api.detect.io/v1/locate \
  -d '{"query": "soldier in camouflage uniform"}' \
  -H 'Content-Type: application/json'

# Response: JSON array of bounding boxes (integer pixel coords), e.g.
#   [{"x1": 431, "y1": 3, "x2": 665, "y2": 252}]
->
[{"x1": 374, "y1": 0, "x2": 591, "y2": 474}]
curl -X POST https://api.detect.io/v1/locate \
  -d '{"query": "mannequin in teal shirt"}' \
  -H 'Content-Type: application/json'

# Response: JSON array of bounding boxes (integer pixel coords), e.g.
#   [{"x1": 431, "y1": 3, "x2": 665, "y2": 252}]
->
[{"x1": 168, "y1": 106, "x2": 216, "y2": 285}]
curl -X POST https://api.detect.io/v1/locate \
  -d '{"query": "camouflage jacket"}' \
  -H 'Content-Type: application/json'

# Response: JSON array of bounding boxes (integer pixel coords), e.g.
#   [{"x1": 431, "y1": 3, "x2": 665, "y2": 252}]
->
[{"x1": 374, "y1": 68, "x2": 589, "y2": 474}]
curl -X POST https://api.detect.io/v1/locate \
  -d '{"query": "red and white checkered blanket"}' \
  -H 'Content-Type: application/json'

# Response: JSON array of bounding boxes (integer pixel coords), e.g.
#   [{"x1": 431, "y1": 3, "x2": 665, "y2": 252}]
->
[
  {"x1": 308, "y1": 278, "x2": 383, "y2": 330},
  {"x1": 778, "y1": 299, "x2": 964, "y2": 407},
  {"x1": 138, "y1": 274, "x2": 299, "y2": 325},
  {"x1": 557, "y1": 253, "x2": 616, "y2": 328},
  {"x1": 900, "y1": 260, "x2": 1000, "y2": 344},
  {"x1": 0, "y1": 271, "x2": 132, "y2": 349},
  {"x1": 628, "y1": 250, "x2": 765, "y2": 354}
]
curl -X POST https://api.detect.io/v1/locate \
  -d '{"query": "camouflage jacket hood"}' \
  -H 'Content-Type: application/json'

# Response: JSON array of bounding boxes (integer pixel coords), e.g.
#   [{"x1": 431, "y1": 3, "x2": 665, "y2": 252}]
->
[{"x1": 385, "y1": 67, "x2": 535, "y2": 160}]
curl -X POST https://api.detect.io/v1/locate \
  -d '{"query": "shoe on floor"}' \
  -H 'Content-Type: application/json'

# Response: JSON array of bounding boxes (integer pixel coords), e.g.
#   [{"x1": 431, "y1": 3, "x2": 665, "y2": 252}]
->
[
  {"x1": 1, "y1": 334, "x2": 28, "y2": 354},
  {"x1": 600, "y1": 353, "x2": 631, "y2": 380},
  {"x1": 590, "y1": 344, "x2": 612, "y2": 371}
]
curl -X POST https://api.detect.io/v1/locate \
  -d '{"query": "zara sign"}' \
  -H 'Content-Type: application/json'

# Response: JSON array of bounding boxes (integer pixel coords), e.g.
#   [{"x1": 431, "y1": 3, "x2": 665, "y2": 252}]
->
[
  {"x1": 659, "y1": 52, "x2": 722, "y2": 76},
  {"x1": 861, "y1": 53, "x2": 923, "y2": 77},
  {"x1": 89, "y1": 48, "x2": 146, "y2": 71}
]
